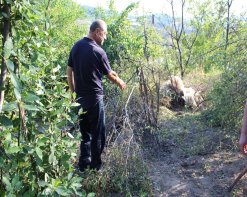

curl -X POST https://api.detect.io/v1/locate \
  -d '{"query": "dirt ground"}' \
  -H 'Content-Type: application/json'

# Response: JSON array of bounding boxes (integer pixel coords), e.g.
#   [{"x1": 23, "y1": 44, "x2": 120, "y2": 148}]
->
[{"x1": 142, "y1": 107, "x2": 247, "y2": 197}]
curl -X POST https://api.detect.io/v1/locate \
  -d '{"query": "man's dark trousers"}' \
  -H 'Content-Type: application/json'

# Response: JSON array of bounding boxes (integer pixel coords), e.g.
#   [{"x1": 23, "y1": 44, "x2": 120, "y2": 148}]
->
[{"x1": 78, "y1": 99, "x2": 106, "y2": 171}]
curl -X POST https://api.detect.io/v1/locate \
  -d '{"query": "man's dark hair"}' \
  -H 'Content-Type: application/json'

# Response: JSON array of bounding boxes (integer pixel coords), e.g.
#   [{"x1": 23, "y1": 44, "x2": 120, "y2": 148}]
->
[{"x1": 90, "y1": 20, "x2": 105, "y2": 32}]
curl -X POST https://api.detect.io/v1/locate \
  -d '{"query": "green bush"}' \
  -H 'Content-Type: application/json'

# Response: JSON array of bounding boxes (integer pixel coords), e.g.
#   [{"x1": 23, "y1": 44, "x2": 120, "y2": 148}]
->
[
  {"x1": 204, "y1": 59, "x2": 247, "y2": 129},
  {"x1": 81, "y1": 140, "x2": 152, "y2": 196}
]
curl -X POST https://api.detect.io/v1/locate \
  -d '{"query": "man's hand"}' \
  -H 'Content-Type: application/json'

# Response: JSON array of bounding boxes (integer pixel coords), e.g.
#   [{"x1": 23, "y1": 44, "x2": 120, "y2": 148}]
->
[
  {"x1": 66, "y1": 66, "x2": 75, "y2": 93},
  {"x1": 239, "y1": 133, "x2": 247, "y2": 154},
  {"x1": 107, "y1": 70, "x2": 127, "y2": 91},
  {"x1": 118, "y1": 79, "x2": 127, "y2": 90},
  {"x1": 239, "y1": 102, "x2": 247, "y2": 154}
]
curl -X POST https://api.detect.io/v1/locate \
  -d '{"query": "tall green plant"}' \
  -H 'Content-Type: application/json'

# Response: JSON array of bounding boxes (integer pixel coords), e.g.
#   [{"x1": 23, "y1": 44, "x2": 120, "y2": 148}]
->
[
  {"x1": 0, "y1": 0, "x2": 89, "y2": 195},
  {"x1": 204, "y1": 57, "x2": 247, "y2": 129}
]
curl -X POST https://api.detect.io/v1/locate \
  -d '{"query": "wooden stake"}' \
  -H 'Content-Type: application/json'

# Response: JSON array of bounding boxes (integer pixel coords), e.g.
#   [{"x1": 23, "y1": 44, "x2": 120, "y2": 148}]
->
[{"x1": 228, "y1": 166, "x2": 247, "y2": 193}]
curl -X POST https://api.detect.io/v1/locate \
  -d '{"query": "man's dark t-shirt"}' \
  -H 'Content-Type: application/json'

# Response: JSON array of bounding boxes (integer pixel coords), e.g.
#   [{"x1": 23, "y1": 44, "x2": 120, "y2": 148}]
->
[{"x1": 68, "y1": 37, "x2": 111, "y2": 109}]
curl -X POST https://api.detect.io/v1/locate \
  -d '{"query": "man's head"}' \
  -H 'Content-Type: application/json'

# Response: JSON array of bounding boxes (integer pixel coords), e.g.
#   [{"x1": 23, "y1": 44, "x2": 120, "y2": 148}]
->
[{"x1": 89, "y1": 19, "x2": 107, "y2": 46}]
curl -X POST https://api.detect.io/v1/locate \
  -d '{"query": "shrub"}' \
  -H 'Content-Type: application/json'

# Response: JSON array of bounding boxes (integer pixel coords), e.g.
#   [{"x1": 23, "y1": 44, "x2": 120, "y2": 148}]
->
[{"x1": 204, "y1": 59, "x2": 247, "y2": 130}]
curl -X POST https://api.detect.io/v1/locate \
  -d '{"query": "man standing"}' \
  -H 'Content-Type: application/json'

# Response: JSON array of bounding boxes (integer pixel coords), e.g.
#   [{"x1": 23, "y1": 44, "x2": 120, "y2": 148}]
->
[
  {"x1": 239, "y1": 102, "x2": 247, "y2": 154},
  {"x1": 66, "y1": 19, "x2": 126, "y2": 171}
]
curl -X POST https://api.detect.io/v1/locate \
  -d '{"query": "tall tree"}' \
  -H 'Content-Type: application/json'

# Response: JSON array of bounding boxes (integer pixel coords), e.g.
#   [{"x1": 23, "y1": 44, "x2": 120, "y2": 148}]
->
[
  {"x1": 225, "y1": 0, "x2": 233, "y2": 51},
  {"x1": 0, "y1": 1, "x2": 11, "y2": 112},
  {"x1": 162, "y1": 0, "x2": 201, "y2": 77}
]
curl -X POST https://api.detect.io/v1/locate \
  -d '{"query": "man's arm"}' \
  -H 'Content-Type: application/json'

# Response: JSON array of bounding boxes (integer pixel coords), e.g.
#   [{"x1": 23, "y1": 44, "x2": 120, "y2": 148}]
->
[
  {"x1": 107, "y1": 70, "x2": 126, "y2": 90},
  {"x1": 66, "y1": 66, "x2": 75, "y2": 92},
  {"x1": 239, "y1": 102, "x2": 247, "y2": 154}
]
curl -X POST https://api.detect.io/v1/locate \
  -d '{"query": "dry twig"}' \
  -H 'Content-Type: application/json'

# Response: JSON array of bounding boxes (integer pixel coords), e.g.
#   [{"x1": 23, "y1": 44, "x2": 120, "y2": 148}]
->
[{"x1": 228, "y1": 166, "x2": 247, "y2": 193}]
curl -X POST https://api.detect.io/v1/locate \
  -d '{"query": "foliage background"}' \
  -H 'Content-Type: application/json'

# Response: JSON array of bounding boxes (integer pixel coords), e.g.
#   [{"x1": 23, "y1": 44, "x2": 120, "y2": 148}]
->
[{"x1": 0, "y1": 0, "x2": 246, "y2": 196}]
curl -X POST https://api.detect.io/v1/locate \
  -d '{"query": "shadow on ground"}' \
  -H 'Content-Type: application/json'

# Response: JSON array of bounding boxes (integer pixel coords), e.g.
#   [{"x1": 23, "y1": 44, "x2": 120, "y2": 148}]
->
[{"x1": 142, "y1": 106, "x2": 247, "y2": 197}]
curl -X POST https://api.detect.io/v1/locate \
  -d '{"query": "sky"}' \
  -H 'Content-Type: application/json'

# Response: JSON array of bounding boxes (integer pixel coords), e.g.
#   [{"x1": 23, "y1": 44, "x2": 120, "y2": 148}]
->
[{"x1": 73, "y1": 0, "x2": 247, "y2": 16}]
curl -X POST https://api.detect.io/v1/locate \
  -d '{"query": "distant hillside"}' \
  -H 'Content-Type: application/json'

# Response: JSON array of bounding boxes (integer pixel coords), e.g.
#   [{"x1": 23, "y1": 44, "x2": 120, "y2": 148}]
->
[
  {"x1": 147, "y1": 13, "x2": 173, "y2": 29},
  {"x1": 82, "y1": 5, "x2": 96, "y2": 16},
  {"x1": 80, "y1": 5, "x2": 191, "y2": 35},
  {"x1": 81, "y1": 5, "x2": 173, "y2": 28}
]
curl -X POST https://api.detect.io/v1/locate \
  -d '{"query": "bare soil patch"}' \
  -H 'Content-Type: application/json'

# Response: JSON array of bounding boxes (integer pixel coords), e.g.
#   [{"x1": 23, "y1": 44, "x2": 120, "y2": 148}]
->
[{"x1": 142, "y1": 107, "x2": 247, "y2": 197}]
